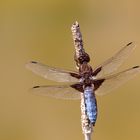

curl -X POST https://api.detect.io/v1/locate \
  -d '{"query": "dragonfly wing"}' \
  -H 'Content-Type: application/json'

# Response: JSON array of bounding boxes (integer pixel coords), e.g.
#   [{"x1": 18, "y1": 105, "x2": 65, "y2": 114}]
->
[
  {"x1": 26, "y1": 61, "x2": 80, "y2": 82},
  {"x1": 93, "y1": 42, "x2": 136, "y2": 78},
  {"x1": 94, "y1": 66, "x2": 140, "y2": 96},
  {"x1": 31, "y1": 84, "x2": 82, "y2": 100}
]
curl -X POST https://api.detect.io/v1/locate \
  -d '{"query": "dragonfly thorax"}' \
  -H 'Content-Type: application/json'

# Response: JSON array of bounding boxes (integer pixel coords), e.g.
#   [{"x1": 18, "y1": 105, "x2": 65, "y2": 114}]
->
[
  {"x1": 79, "y1": 63, "x2": 93, "y2": 75},
  {"x1": 79, "y1": 63, "x2": 93, "y2": 87},
  {"x1": 80, "y1": 77, "x2": 93, "y2": 87}
]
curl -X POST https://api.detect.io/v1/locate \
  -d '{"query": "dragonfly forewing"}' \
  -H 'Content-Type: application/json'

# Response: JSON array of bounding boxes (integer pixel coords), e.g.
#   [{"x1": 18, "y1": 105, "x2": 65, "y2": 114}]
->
[
  {"x1": 93, "y1": 42, "x2": 136, "y2": 78},
  {"x1": 26, "y1": 61, "x2": 80, "y2": 82}
]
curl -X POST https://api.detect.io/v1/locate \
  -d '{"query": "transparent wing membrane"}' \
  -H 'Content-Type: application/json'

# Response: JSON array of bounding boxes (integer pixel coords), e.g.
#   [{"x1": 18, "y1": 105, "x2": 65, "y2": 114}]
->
[
  {"x1": 26, "y1": 61, "x2": 79, "y2": 82},
  {"x1": 26, "y1": 42, "x2": 139, "y2": 98},
  {"x1": 31, "y1": 84, "x2": 81, "y2": 100},
  {"x1": 32, "y1": 65, "x2": 140, "y2": 98},
  {"x1": 95, "y1": 66, "x2": 140, "y2": 96},
  {"x1": 93, "y1": 42, "x2": 136, "y2": 78}
]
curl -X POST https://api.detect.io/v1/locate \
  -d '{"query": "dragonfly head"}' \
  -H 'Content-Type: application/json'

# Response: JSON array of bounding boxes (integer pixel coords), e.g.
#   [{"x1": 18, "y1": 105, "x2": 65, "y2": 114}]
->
[{"x1": 74, "y1": 52, "x2": 90, "y2": 67}]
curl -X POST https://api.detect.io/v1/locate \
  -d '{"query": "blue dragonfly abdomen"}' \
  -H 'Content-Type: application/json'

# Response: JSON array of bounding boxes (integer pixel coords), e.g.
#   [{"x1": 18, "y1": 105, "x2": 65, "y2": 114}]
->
[{"x1": 84, "y1": 86, "x2": 97, "y2": 125}]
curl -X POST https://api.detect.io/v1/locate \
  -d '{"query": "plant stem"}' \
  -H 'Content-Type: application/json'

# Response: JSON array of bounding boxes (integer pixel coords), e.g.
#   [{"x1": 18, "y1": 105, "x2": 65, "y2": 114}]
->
[{"x1": 71, "y1": 21, "x2": 93, "y2": 140}]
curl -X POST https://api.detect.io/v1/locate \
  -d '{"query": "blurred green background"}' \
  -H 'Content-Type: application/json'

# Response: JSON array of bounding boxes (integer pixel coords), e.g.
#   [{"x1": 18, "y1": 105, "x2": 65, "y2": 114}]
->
[{"x1": 0, "y1": 0, "x2": 140, "y2": 140}]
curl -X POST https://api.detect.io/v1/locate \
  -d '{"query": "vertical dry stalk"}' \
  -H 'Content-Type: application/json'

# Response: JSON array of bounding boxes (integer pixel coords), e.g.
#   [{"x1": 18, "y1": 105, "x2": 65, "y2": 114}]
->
[
  {"x1": 71, "y1": 21, "x2": 85, "y2": 58},
  {"x1": 71, "y1": 21, "x2": 93, "y2": 140}
]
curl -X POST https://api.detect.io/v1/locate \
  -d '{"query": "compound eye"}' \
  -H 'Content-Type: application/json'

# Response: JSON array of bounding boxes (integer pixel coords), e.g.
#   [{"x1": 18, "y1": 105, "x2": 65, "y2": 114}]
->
[{"x1": 78, "y1": 53, "x2": 90, "y2": 64}]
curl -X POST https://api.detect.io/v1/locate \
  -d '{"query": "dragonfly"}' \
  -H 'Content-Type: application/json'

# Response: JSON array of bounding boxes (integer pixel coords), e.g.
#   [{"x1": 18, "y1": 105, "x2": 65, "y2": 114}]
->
[{"x1": 26, "y1": 42, "x2": 140, "y2": 126}]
